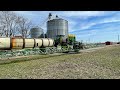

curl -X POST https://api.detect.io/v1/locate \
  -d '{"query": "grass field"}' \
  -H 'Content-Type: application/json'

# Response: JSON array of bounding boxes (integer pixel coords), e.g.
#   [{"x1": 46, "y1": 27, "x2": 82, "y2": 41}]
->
[{"x1": 0, "y1": 45, "x2": 120, "y2": 79}]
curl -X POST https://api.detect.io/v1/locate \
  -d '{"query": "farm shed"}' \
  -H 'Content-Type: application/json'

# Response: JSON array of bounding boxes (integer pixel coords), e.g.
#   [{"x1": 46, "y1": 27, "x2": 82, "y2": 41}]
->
[{"x1": 105, "y1": 41, "x2": 113, "y2": 45}]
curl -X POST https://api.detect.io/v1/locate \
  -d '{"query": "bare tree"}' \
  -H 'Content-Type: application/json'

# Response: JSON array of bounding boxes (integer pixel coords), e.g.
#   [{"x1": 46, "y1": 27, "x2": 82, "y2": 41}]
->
[
  {"x1": 0, "y1": 25, "x2": 5, "y2": 36},
  {"x1": 0, "y1": 12, "x2": 5, "y2": 37},
  {"x1": 16, "y1": 16, "x2": 32, "y2": 38},
  {"x1": 0, "y1": 11, "x2": 18, "y2": 37},
  {"x1": 0, "y1": 11, "x2": 33, "y2": 38}
]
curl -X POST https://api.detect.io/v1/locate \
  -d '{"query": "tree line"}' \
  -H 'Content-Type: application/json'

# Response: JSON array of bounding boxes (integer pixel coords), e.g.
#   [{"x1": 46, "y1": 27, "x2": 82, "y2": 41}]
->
[{"x1": 0, "y1": 11, "x2": 33, "y2": 38}]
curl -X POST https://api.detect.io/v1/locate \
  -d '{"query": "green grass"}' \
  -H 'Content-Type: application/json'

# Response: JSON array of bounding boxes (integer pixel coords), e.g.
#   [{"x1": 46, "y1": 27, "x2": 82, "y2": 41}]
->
[{"x1": 0, "y1": 45, "x2": 120, "y2": 79}]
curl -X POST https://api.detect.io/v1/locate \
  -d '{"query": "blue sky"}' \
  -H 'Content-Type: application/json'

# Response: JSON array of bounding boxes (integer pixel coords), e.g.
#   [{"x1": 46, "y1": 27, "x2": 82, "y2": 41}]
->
[{"x1": 14, "y1": 11, "x2": 120, "y2": 43}]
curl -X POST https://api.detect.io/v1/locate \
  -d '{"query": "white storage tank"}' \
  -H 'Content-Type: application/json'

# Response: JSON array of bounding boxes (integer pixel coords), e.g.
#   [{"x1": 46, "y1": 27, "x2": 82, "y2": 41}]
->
[
  {"x1": 12, "y1": 38, "x2": 23, "y2": 49},
  {"x1": 41, "y1": 38, "x2": 49, "y2": 47},
  {"x1": 0, "y1": 38, "x2": 10, "y2": 50},
  {"x1": 34, "y1": 39, "x2": 42, "y2": 47},
  {"x1": 41, "y1": 38, "x2": 54, "y2": 47},
  {"x1": 24, "y1": 38, "x2": 34, "y2": 48},
  {"x1": 48, "y1": 38, "x2": 54, "y2": 47}
]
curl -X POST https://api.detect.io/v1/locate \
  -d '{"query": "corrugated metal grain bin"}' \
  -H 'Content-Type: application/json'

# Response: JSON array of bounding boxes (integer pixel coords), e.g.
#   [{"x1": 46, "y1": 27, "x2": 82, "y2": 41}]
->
[
  {"x1": 31, "y1": 27, "x2": 44, "y2": 38},
  {"x1": 47, "y1": 18, "x2": 68, "y2": 39}
]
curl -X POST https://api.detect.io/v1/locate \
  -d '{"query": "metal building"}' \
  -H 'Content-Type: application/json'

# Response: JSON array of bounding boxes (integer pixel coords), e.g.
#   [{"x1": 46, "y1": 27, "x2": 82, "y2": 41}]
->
[
  {"x1": 30, "y1": 27, "x2": 44, "y2": 38},
  {"x1": 105, "y1": 41, "x2": 113, "y2": 45},
  {"x1": 47, "y1": 16, "x2": 68, "y2": 39}
]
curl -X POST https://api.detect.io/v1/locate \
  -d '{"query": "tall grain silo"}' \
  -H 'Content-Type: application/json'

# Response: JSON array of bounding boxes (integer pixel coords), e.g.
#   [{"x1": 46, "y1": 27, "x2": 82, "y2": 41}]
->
[
  {"x1": 47, "y1": 15, "x2": 68, "y2": 39},
  {"x1": 30, "y1": 27, "x2": 44, "y2": 38}
]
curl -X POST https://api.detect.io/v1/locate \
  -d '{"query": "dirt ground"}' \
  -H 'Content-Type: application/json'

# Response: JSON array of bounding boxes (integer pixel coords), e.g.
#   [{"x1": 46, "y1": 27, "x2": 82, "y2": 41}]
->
[{"x1": 0, "y1": 44, "x2": 120, "y2": 79}]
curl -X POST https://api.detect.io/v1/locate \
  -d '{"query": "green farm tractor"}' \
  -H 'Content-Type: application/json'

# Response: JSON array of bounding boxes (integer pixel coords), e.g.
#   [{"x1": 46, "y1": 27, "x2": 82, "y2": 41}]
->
[{"x1": 54, "y1": 34, "x2": 84, "y2": 53}]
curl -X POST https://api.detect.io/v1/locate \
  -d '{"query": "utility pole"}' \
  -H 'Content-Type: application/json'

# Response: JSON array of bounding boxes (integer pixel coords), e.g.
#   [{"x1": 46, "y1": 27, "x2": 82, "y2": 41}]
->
[
  {"x1": 118, "y1": 34, "x2": 119, "y2": 42},
  {"x1": 89, "y1": 38, "x2": 90, "y2": 44}
]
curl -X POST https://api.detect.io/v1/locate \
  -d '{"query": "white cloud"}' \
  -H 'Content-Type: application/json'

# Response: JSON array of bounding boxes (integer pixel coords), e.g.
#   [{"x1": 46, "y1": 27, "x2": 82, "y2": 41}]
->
[
  {"x1": 100, "y1": 17, "x2": 120, "y2": 24},
  {"x1": 68, "y1": 20, "x2": 77, "y2": 32},
  {"x1": 79, "y1": 23, "x2": 96, "y2": 30},
  {"x1": 51, "y1": 11, "x2": 106, "y2": 18},
  {"x1": 13, "y1": 11, "x2": 112, "y2": 31},
  {"x1": 12, "y1": 11, "x2": 120, "y2": 42},
  {"x1": 14, "y1": 11, "x2": 35, "y2": 16},
  {"x1": 14, "y1": 11, "x2": 50, "y2": 26},
  {"x1": 75, "y1": 12, "x2": 120, "y2": 30}
]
